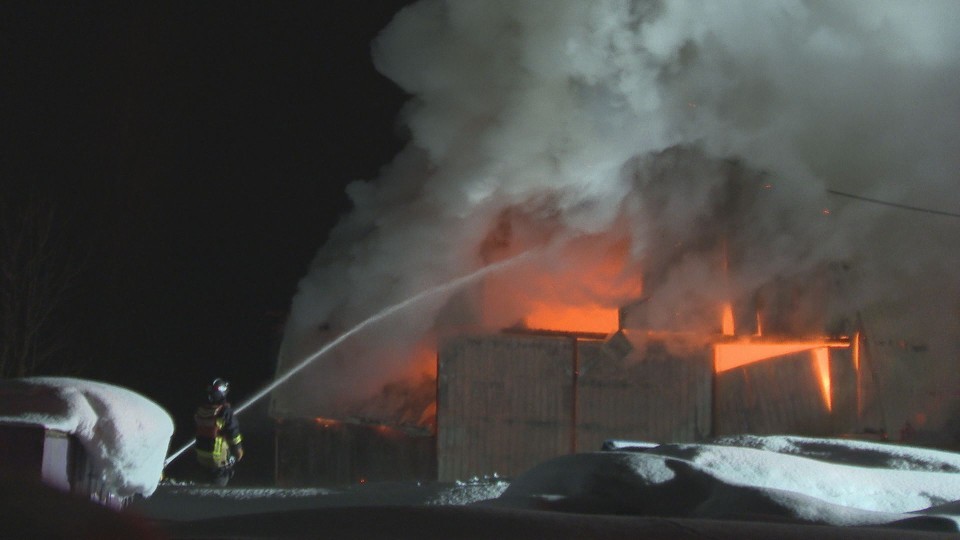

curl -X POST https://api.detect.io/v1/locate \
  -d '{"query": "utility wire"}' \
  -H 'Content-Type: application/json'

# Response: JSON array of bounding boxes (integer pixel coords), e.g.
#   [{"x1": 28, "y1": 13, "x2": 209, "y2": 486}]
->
[{"x1": 827, "y1": 189, "x2": 960, "y2": 219}]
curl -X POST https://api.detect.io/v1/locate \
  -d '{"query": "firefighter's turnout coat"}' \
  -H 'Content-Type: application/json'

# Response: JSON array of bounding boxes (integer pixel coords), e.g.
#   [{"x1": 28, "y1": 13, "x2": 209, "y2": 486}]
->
[{"x1": 194, "y1": 401, "x2": 243, "y2": 469}]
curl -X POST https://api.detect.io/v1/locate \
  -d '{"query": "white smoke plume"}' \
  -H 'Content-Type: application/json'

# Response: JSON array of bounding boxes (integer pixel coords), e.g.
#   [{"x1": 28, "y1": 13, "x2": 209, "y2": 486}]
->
[{"x1": 272, "y1": 0, "x2": 960, "y2": 429}]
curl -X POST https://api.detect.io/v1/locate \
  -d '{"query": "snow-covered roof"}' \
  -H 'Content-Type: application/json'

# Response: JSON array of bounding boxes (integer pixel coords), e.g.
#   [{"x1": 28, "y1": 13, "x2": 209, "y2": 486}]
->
[{"x1": 0, "y1": 377, "x2": 174, "y2": 497}]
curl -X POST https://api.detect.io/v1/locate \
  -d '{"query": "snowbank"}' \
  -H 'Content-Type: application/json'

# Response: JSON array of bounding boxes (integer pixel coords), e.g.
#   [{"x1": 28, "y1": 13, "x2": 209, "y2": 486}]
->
[
  {"x1": 494, "y1": 436, "x2": 960, "y2": 531},
  {"x1": 133, "y1": 436, "x2": 960, "y2": 536},
  {"x1": 0, "y1": 377, "x2": 174, "y2": 497}
]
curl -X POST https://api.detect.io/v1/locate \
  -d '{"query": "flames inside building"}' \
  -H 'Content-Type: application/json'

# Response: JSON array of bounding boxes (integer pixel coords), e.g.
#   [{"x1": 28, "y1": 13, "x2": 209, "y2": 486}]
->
[
  {"x1": 268, "y1": 152, "x2": 958, "y2": 487},
  {"x1": 434, "y1": 285, "x2": 873, "y2": 482},
  {"x1": 270, "y1": 261, "x2": 919, "y2": 486},
  {"x1": 269, "y1": 168, "x2": 956, "y2": 485},
  {"x1": 266, "y1": 0, "x2": 960, "y2": 488}
]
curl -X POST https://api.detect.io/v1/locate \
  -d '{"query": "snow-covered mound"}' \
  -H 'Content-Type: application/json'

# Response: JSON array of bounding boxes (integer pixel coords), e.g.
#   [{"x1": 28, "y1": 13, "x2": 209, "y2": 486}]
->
[
  {"x1": 493, "y1": 436, "x2": 960, "y2": 531},
  {"x1": 707, "y1": 435, "x2": 960, "y2": 472},
  {"x1": 427, "y1": 476, "x2": 510, "y2": 506},
  {"x1": 0, "y1": 377, "x2": 174, "y2": 497}
]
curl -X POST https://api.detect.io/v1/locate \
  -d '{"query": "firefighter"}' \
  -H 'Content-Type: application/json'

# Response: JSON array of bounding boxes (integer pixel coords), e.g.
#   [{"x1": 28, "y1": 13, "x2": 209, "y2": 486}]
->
[{"x1": 194, "y1": 377, "x2": 244, "y2": 486}]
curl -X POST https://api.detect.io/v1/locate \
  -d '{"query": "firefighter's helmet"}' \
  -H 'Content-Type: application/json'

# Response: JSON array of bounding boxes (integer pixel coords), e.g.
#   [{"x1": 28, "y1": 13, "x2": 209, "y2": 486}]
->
[{"x1": 207, "y1": 378, "x2": 230, "y2": 403}]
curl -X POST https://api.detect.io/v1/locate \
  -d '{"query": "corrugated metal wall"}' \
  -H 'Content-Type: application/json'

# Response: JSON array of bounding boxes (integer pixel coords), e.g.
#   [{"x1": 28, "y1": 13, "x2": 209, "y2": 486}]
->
[
  {"x1": 828, "y1": 346, "x2": 860, "y2": 434},
  {"x1": 714, "y1": 350, "x2": 833, "y2": 436},
  {"x1": 437, "y1": 334, "x2": 574, "y2": 481},
  {"x1": 275, "y1": 419, "x2": 436, "y2": 487},
  {"x1": 576, "y1": 338, "x2": 712, "y2": 452},
  {"x1": 261, "y1": 330, "x2": 869, "y2": 485},
  {"x1": 438, "y1": 332, "x2": 714, "y2": 481}
]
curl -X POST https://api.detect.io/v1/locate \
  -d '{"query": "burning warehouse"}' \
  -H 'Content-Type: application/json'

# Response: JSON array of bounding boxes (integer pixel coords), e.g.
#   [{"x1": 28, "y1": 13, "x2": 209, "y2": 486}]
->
[
  {"x1": 435, "y1": 279, "x2": 869, "y2": 482},
  {"x1": 268, "y1": 151, "x2": 956, "y2": 487},
  {"x1": 269, "y1": 2, "x2": 960, "y2": 489},
  {"x1": 269, "y1": 155, "x2": 918, "y2": 486},
  {"x1": 271, "y1": 256, "x2": 889, "y2": 485}
]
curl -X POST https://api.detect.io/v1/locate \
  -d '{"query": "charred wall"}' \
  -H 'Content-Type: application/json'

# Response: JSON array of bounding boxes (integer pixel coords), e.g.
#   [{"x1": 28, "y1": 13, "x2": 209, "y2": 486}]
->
[{"x1": 274, "y1": 419, "x2": 435, "y2": 487}]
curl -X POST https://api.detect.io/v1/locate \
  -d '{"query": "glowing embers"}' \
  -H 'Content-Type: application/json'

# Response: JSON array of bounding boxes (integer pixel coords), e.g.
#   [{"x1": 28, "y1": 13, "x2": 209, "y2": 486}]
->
[
  {"x1": 524, "y1": 302, "x2": 620, "y2": 334},
  {"x1": 313, "y1": 417, "x2": 412, "y2": 439}
]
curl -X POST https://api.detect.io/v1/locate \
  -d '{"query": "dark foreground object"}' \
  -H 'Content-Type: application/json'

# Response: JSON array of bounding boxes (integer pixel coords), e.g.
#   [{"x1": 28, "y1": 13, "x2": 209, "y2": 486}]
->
[
  {"x1": 0, "y1": 474, "x2": 164, "y2": 539},
  {"x1": 160, "y1": 505, "x2": 959, "y2": 540}
]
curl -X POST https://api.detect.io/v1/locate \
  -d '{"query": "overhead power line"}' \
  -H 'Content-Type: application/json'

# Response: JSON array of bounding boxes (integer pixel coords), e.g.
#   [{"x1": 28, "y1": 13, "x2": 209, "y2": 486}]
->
[{"x1": 826, "y1": 189, "x2": 960, "y2": 219}]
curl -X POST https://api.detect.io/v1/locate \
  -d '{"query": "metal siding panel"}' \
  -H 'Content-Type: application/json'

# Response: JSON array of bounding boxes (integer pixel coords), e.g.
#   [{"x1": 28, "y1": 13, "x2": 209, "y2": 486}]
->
[
  {"x1": 829, "y1": 347, "x2": 857, "y2": 433},
  {"x1": 575, "y1": 338, "x2": 712, "y2": 450},
  {"x1": 716, "y1": 351, "x2": 832, "y2": 436},
  {"x1": 437, "y1": 334, "x2": 573, "y2": 481},
  {"x1": 274, "y1": 423, "x2": 439, "y2": 486}
]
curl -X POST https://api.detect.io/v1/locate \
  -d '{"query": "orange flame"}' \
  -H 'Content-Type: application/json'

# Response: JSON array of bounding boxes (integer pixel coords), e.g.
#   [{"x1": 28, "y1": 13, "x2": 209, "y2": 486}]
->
[
  {"x1": 482, "y1": 232, "x2": 641, "y2": 334},
  {"x1": 525, "y1": 303, "x2": 620, "y2": 334},
  {"x1": 715, "y1": 341, "x2": 823, "y2": 372},
  {"x1": 812, "y1": 347, "x2": 831, "y2": 411},
  {"x1": 714, "y1": 340, "x2": 849, "y2": 373},
  {"x1": 721, "y1": 303, "x2": 735, "y2": 336}
]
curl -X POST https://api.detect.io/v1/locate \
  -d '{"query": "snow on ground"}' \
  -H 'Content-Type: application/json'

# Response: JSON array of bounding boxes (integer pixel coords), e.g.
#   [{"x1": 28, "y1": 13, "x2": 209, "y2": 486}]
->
[
  {"x1": 138, "y1": 478, "x2": 510, "y2": 522},
  {"x1": 426, "y1": 475, "x2": 511, "y2": 506},
  {"x1": 0, "y1": 377, "x2": 174, "y2": 497},
  {"x1": 130, "y1": 435, "x2": 960, "y2": 538},
  {"x1": 495, "y1": 436, "x2": 960, "y2": 530},
  {"x1": 710, "y1": 435, "x2": 960, "y2": 472}
]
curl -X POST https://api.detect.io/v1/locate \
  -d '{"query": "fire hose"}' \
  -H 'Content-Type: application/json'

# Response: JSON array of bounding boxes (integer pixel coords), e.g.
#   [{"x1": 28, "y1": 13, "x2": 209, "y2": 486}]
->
[{"x1": 163, "y1": 250, "x2": 539, "y2": 469}]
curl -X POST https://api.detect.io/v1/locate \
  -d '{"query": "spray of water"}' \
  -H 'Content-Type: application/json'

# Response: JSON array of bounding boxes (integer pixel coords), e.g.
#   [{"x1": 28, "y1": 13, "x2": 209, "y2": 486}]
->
[{"x1": 163, "y1": 250, "x2": 537, "y2": 467}]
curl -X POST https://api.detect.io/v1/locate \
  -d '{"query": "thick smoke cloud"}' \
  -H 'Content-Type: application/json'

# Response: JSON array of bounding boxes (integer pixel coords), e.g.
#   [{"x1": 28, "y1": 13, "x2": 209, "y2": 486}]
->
[{"x1": 273, "y1": 0, "x2": 960, "y2": 427}]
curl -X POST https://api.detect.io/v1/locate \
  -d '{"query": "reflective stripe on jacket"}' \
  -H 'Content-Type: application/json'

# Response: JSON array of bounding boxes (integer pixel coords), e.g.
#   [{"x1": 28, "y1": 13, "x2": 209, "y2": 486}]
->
[{"x1": 195, "y1": 402, "x2": 242, "y2": 469}]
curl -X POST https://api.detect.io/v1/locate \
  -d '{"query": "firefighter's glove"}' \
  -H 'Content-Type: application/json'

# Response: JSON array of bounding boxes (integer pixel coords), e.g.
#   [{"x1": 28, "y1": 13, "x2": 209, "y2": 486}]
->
[{"x1": 232, "y1": 446, "x2": 244, "y2": 462}]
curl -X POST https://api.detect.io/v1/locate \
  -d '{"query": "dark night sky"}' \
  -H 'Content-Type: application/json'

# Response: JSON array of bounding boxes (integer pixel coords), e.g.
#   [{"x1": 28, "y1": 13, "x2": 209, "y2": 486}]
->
[{"x1": 1, "y1": 1, "x2": 414, "y2": 451}]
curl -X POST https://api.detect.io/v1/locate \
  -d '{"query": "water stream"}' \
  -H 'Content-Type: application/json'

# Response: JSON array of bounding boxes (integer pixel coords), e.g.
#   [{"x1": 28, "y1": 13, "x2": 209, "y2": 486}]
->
[{"x1": 164, "y1": 251, "x2": 536, "y2": 468}]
